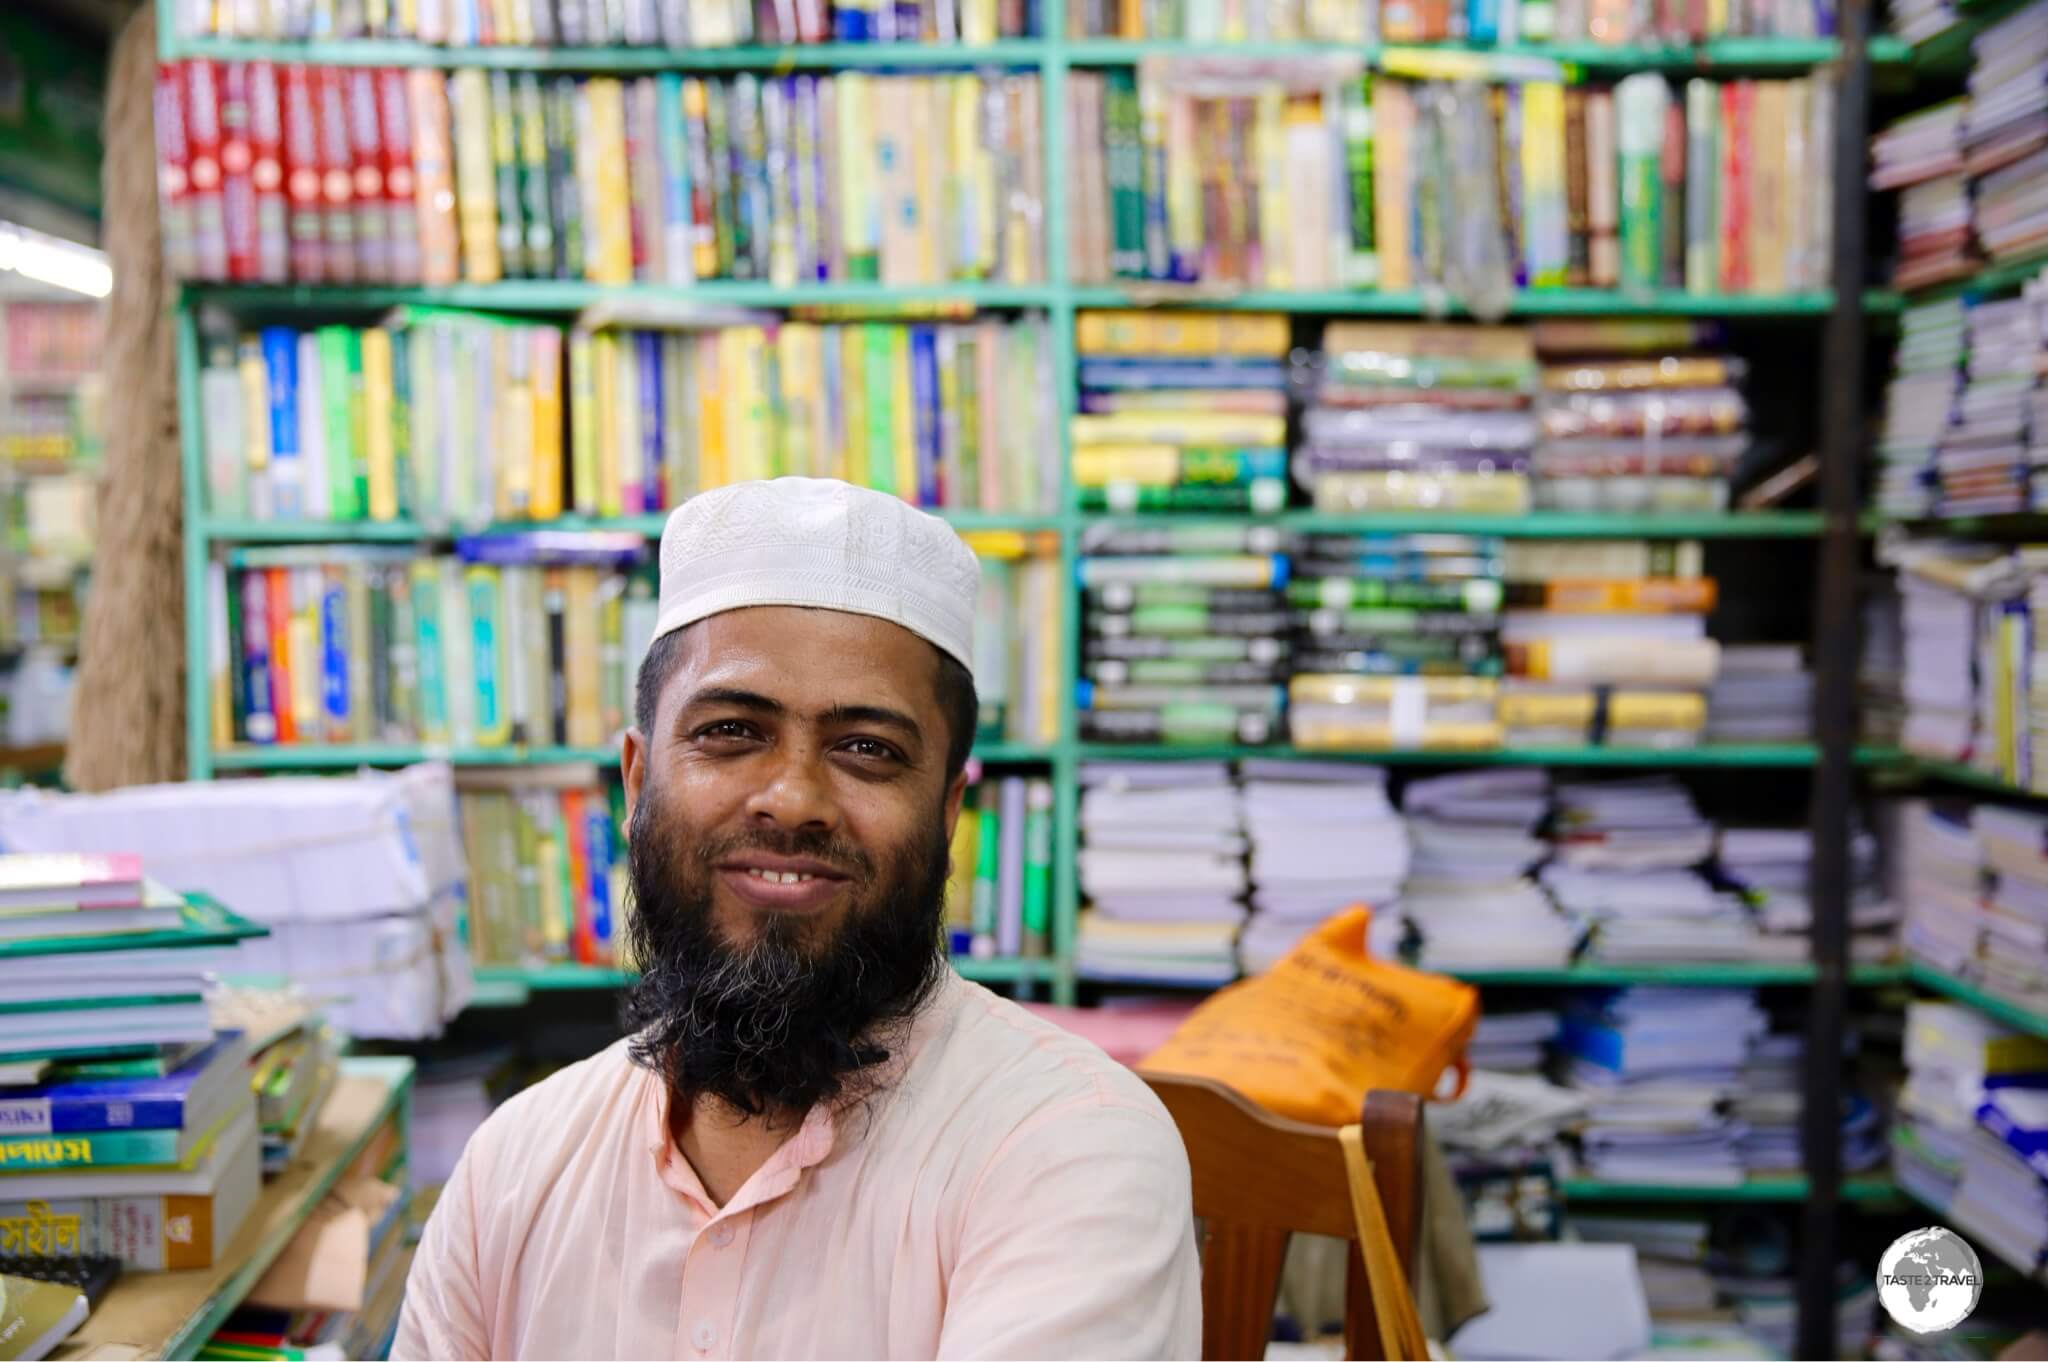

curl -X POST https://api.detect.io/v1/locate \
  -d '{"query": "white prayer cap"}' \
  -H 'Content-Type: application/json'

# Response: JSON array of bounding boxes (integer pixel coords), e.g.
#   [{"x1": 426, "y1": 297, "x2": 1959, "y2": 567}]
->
[{"x1": 653, "y1": 478, "x2": 980, "y2": 676}]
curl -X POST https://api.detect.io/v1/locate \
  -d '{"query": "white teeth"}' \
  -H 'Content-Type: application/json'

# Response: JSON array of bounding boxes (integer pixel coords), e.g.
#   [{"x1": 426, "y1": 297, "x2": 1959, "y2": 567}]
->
[{"x1": 745, "y1": 869, "x2": 816, "y2": 885}]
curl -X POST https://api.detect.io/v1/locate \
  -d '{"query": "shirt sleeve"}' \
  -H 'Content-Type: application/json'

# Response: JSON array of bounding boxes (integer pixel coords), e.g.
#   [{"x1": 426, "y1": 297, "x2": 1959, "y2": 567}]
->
[
  {"x1": 392, "y1": 1133, "x2": 493, "y2": 1362},
  {"x1": 937, "y1": 1099, "x2": 1203, "y2": 1360}
]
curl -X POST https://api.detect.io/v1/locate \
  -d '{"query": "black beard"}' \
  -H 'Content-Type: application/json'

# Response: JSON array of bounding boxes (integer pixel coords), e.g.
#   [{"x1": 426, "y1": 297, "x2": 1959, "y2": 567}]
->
[{"x1": 620, "y1": 780, "x2": 950, "y2": 1122}]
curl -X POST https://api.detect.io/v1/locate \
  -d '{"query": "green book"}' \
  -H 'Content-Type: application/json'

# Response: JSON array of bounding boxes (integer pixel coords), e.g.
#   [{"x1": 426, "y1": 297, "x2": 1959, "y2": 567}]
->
[
  {"x1": 411, "y1": 561, "x2": 449, "y2": 745},
  {"x1": 46, "y1": 1042, "x2": 206, "y2": 1081},
  {"x1": 316, "y1": 326, "x2": 359, "y2": 520},
  {"x1": 1345, "y1": 73, "x2": 1377, "y2": 288},
  {"x1": 863, "y1": 323, "x2": 895, "y2": 497},
  {"x1": 953, "y1": 328, "x2": 980, "y2": 509},
  {"x1": 489, "y1": 71, "x2": 526, "y2": 279},
  {"x1": 466, "y1": 566, "x2": 504, "y2": 746},
  {"x1": 387, "y1": 328, "x2": 413, "y2": 521},
  {"x1": 705, "y1": 80, "x2": 737, "y2": 279},
  {"x1": 969, "y1": 794, "x2": 1000, "y2": 955},
  {"x1": 548, "y1": 77, "x2": 584, "y2": 280},
  {"x1": 0, "y1": 896, "x2": 263, "y2": 962},
  {"x1": 1020, "y1": 779, "x2": 1051, "y2": 959},
  {"x1": 1107, "y1": 71, "x2": 1143, "y2": 278},
  {"x1": 514, "y1": 73, "x2": 554, "y2": 279},
  {"x1": 1615, "y1": 73, "x2": 1665, "y2": 294}
]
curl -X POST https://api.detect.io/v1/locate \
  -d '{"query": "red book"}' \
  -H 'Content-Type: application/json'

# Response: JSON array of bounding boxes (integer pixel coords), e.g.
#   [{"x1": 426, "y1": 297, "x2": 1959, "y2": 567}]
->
[
  {"x1": 266, "y1": 566, "x2": 296, "y2": 745},
  {"x1": 218, "y1": 61, "x2": 257, "y2": 281},
  {"x1": 183, "y1": 59, "x2": 228, "y2": 281},
  {"x1": 315, "y1": 66, "x2": 357, "y2": 284},
  {"x1": 376, "y1": 69, "x2": 421, "y2": 285},
  {"x1": 1719, "y1": 82, "x2": 1748, "y2": 292},
  {"x1": 561, "y1": 789, "x2": 593, "y2": 964},
  {"x1": 154, "y1": 62, "x2": 197, "y2": 281},
  {"x1": 281, "y1": 65, "x2": 324, "y2": 283},
  {"x1": 346, "y1": 68, "x2": 389, "y2": 284},
  {"x1": 248, "y1": 61, "x2": 288, "y2": 284}
]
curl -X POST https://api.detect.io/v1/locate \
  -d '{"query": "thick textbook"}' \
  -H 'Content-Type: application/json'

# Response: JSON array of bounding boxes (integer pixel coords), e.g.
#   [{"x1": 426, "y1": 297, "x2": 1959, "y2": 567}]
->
[{"x1": 0, "y1": 1033, "x2": 251, "y2": 1137}]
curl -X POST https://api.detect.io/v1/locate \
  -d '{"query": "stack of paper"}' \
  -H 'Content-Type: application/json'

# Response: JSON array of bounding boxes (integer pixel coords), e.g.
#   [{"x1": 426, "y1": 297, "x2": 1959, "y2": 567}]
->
[
  {"x1": 1717, "y1": 824, "x2": 1899, "y2": 966},
  {"x1": 1400, "y1": 768, "x2": 1574, "y2": 970},
  {"x1": 1546, "y1": 780, "x2": 1758, "y2": 963},
  {"x1": 1874, "y1": 299, "x2": 1963, "y2": 519},
  {"x1": 0, "y1": 765, "x2": 472, "y2": 1039},
  {"x1": 1894, "y1": 1001, "x2": 2048, "y2": 1275},
  {"x1": 1897, "y1": 798, "x2": 1991, "y2": 978},
  {"x1": 1567, "y1": 1214, "x2": 1720, "y2": 1327},
  {"x1": 1470, "y1": 1010, "x2": 1563, "y2": 1073},
  {"x1": 1970, "y1": 802, "x2": 2048, "y2": 1008},
  {"x1": 1888, "y1": 0, "x2": 1960, "y2": 46},
  {"x1": 1557, "y1": 988, "x2": 1768, "y2": 1187},
  {"x1": 1934, "y1": 296, "x2": 2039, "y2": 515},
  {"x1": 1237, "y1": 760, "x2": 1408, "y2": 974},
  {"x1": 1967, "y1": 4, "x2": 2048, "y2": 264},
  {"x1": 1705, "y1": 645, "x2": 1813, "y2": 744},
  {"x1": 1076, "y1": 762, "x2": 1244, "y2": 985},
  {"x1": 1727, "y1": 1032, "x2": 1885, "y2": 1175}
]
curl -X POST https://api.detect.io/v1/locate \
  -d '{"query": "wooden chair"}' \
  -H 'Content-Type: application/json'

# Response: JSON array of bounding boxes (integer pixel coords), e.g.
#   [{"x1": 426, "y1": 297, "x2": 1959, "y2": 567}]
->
[{"x1": 1142, "y1": 1073, "x2": 1423, "y2": 1362}]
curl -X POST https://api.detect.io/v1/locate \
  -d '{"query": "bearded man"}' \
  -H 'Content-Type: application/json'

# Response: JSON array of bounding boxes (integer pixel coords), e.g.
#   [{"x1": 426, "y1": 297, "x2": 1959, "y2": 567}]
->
[{"x1": 395, "y1": 478, "x2": 1200, "y2": 1360}]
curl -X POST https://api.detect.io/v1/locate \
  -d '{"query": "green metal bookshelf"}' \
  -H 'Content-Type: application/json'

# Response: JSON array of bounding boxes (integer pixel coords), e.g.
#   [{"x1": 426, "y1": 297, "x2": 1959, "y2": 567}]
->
[{"x1": 165, "y1": 8, "x2": 1890, "y2": 1348}]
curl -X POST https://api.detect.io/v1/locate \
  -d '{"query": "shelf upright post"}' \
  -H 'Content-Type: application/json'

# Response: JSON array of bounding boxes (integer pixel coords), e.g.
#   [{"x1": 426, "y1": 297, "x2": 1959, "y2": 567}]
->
[
  {"x1": 1799, "y1": 0, "x2": 1871, "y2": 1354},
  {"x1": 1042, "y1": 1, "x2": 1080, "y2": 1005},
  {"x1": 177, "y1": 302, "x2": 217, "y2": 780}
]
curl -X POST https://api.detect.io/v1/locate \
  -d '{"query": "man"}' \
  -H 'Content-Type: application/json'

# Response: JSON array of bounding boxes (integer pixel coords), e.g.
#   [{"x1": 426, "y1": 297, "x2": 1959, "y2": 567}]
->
[{"x1": 395, "y1": 478, "x2": 1201, "y2": 1360}]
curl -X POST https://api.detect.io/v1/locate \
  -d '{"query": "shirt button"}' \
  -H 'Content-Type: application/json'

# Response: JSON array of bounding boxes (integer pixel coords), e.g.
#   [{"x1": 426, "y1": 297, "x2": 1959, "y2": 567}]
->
[
  {"x1": 710, "y1": 1222, "x2": 735, "y2": 1247},
  {"x1": 692, "y1": 1320, "x2": 715, "y2": 1350}
]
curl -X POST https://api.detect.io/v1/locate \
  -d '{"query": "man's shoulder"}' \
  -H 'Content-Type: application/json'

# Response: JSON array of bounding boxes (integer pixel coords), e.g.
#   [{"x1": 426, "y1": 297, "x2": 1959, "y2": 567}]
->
[{"x1": 461, "y1": 1035, "x2": 647, "y2": 1170}]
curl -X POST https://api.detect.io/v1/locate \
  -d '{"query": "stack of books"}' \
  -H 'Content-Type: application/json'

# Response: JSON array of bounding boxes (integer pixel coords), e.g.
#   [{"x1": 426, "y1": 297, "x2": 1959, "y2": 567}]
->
[
  {"x1": 1070, "y1": 312, "x2": 1290, "y2": 514},
  {"x1": 1287, "y1": 532, "x2": 1505, "y2": 688},
  {"x1": 1237, "y1": 762, "x2": 1408, "y2": 974},
  {"x1": 1075, "y1": 762, "x2": 1244, "y2": 985},
  {"x1": 944, "y1": 773, "x2": 1055, "y2": 963},
  {"x1": 1889, "y1": 0, "x2": 1961, "y2": 44},
  {"x1": 0, "y1": 766, "x2": 472, "y2": 1041},
  {"x1": 1468, "y1": 1009, "x2": 1563, "y2": 1074},
  {"x1": 456, "y1": 765, "x2": 626, "y2": 970},
  {"x1": 157, "y1": 62, "x2": 1044, "y2": 288},
  {"x1": 1728, "y1": 1031, "x2": 1885, "y2": 1176},
  {"x1": 1557, "y1": 987, "x2": 1770, "y2": 1187},
  {"x1": 213, "y1": 986, "x2": 340, "y2": 1177},
  {"x1": 172, "y1": 0, "x2": 1036, "y2": 43},
  {"x1": 1077, "y1": 523, "x2": 1290, "y2": 746},
  {"x1": 963, "y1": 530, "x2": 1064, "y2": 747},
  {"x1": 1717, "y1": 824, "x2": 1898, "y2": 965},
  {"x1": 207, "y1": 533, "x2": 656, "y2": 754},
  {"x1": 1894, "y1": 1000, "x2": 2048, "y2": 1276},
  {"x1": 200, "y1": 310, "x2": 1060, "y2": 523},
  {"x1": 1705, "y1": 644, "x2": 1813, "y2": 744},
  {"x1": 1544, "y1": 779, "x2": 1758, "y2": 964},
  {"x1": 0, "y1": 853, "x2": 267, "y2": 1273},
  {"x1": 1398, "y1": 767, "x2": 1573, "y2": 971},
  {"x1": 1297, "y1": 323, "x2": 1538, "y2": 515},
  {"x1": 1501, "y1": 553, "x2": 1720, "y2": 752},
  {"x1": 1970, "y1": 801, "x2": 2048, "y2": 1007},
  {"x1": 1067, "y1": 64, "x2": 1836, "y2": 301},
  {"x1": 1871, "y1": 99, "x2": 1974, "y2": 291},
  {"x1": 1894, "y1": 799, "x2": 1990, "y2": 981},
  {"x1": 1874, "y1": 298, "x2": 1964, "y2": 520},
  {"x1": 1529, "y1": 321, "x2": 1750, "y2": 515},
  {"x1": 1966, "y1": 4, "x2": 2048, "y2": 266},
  {"x1": 1934, "y1": 295, "x2": 2040, "y2": 516}
]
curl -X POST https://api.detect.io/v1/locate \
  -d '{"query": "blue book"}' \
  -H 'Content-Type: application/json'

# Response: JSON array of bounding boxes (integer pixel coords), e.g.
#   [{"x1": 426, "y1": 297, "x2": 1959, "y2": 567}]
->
[
  {"x1": 320, "y1": 571, "x2": 348, "y2": 734},
  {"x1": 260, "y1": 327, "x2": 301, "y2": 517},
  {"x1": 584, "y1": 802, "x2": 613, "y2": 956},
  {"x1": 238, "y1": 570, "x2": 276, "y2": 744},
  {"x1": 1468, "y1": 0, "x2": 1500, "y2": 44},
  {"x1": 654, "y1": 75, "x2": 691, "y2": 286},
  {"x1": 910, "y1": 327, "x2": 940, "y2": 507},
  {"x1": 835, "y1": 0, "x2": 876, "y2": 41},
  {"x1": 1977, "y1": 1088, "x2": 2048, "y2": 1181},
  {"x1": 0, "y1": 1033, "x2": 248, "y2": 1134},
  {"x1": 1077, "y1": 359, "x2": 1290, "y2": 390},
  {"x1": 1554, "y1": 1015, "x2": 1627, "y2": 1072},
  {"x1": 637, "y1": 331, "x2": 663, "y2": 504},
  {"x1": 454, "y1": 531, "x2": 649, "y2": 567}
]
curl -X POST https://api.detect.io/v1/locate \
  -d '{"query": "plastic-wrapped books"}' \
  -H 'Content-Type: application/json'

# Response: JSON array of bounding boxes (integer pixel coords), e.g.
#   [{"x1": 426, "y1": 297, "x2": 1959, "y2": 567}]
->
[
  {"x1": 1400, "y1": 768, "x2": 1575, "y2": 970},
  {"x1": 1237, "y1": 760, "x2": 1408, "y2": 974}
]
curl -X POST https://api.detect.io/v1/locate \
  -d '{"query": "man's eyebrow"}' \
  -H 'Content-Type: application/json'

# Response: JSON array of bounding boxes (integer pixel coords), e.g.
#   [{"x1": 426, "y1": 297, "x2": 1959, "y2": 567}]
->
[
  {"x1": 677, "y1": 687, "x2": 787, "y2": 716},
  {"x1": 820, "y1": 703, "x2": 924, "y2": 742}
]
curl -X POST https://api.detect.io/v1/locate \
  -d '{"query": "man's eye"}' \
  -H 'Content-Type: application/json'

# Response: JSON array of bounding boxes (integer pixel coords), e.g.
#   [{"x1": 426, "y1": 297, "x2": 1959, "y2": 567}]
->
[
  {"x1": 697, "y1": 720, "x2": 756, "y2": 742},
  {"x1": 840, "y1": 737, "x2": 901, "y2": 762}
]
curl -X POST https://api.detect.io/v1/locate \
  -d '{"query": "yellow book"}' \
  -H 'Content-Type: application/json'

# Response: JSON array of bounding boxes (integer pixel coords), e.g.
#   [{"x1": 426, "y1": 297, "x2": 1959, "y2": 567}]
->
[
  {"x1": 876, "y1": 80, "x2": 917, "y2": 284},
  {"x1": 915, "y1": 80, "x2": 944, "y2": 283},
  {"x1": 1372, "y1": 81, "x2": 1411, "y2": 293},
  {"x1": 944, "y1": 805, "x2": 980, "y2": 929},
  {"x1": 1075, "y1": 311, "x2": 1291, "y2": 357},
  {"x1": 1070, "y1": 412, "x2": 1287, "y2": 447},
  {"x1": 593, "y1": 332, "x2": 622, "y2": 517},
  {"x1": 1254, "y1": 86, "x2": 1290, "y2": 290},
  {"x1": 779, "y1": 323, "x2": 822, "y2": 479},
  {"x1": 361, "y1": 328, "x2": 398, "y2": 521},
  {"x1": 1750, "y1": 83, "x2": 1786, "y2": 295},
  {"x1": 839, "y1": 325, "x2": 867, "y2": 484},
  {"x1": 837, "y1": 75, "x2": 878, "y2": 280},
  {"x1": 288, "y1": 569, "x2": 320, "y2": 739},
  {"x1": 696, "y1": 334, "x2": 728, "y2": 489},
  {"x1": 1166, "y1": 94, "x2": 1202, "y2": 282},
  {"x1": 468, "y1": 565, "x2": 510, "y2": 748},
  {"x1": 237, "y1": 338, "x2": 271, "y2": 488},
  {"x1": 683, "y1": 81, "x2": 719, "y2": 280},
  {"x1": 718, "y1": 328, "x2": 758, "y2": 483},
  {"x1": 890, "y1": 327, "x2": 916, "y2": 498},
  {"x1": 954, "y1": 76, "x2": 993, "y2": 279},
  {"x1": 448, "y1": 70, "x2": 501, "y2": 284},
  {"x1": 530, "y1": 329, "x2": 564, "y2": 520},
  {"x1": 563, "y1": 569, "x2": 602, "y2": 748},
  {"x1": 535, "y1": 829, "x2": 565, "y2": 958},
  {"x1": 492, "y1": 331, "x2": 533, "y2": 520},
  {"x1": 585, "y1": 80, "x2": 634, "y2": 285}
]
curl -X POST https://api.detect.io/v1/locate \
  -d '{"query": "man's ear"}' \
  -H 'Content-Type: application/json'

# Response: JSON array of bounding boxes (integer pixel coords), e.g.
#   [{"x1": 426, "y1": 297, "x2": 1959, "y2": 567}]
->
[
  {"x1": 621, "y1": 727, "x2": 646, "y2": 840},
  {"x1": 942, "y1": 766, "x2": 970, "y2": 842}
]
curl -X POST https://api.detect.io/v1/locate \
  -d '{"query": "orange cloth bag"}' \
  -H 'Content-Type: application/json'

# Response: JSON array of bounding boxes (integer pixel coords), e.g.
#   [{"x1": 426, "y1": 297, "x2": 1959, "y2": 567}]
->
[{"x1": 1140, "y1": 907, "x2": 1478, "y2": 1126}]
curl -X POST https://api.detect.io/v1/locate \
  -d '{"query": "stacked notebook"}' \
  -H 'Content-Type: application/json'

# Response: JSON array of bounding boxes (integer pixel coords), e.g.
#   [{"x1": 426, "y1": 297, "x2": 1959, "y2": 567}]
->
[
  {"x1": 1071, "y1": 312, "x2": 1290, "y2": 515},
  {"x1": 1399, "y1": 768, "x2": 1573, "y2": 971},
  {"x1": 1966, "y1": 5, "x2": 2048, "y2": 266},
  {"x1": 1717, "y1": 823, "x2": 1899, "y2": 965},
  {"x1": 1935, "y1": 295, "x2": 2039, "y2": 516},
  {"x1": 1075, "y1": 763, "x2": 1244, "y2": 985},
  {"x1": 1237, "y1": 762, "x2": 1407, "y2": 974},
  {"x1": 1873, "y1": 298, "x2": 1963, "y2": 520},
  {"x1": 1468, "y1": 1009, "x2": 1564, "y2": 1074},
  {"x1": 1298, "y1": 323, "x2": 1537, "y2": 515},
  {"x1": 1078, "y1": 523, "x2": 1291, "y2": 747},
  {"x1": 1531, "y1": 321, "x2": 1749, "y2": 515},
  {"x1": 1873, "y1": 98, "x2": 1975, "y2": 291},
  {"x1": 1705, "y1": 645, "x2": 1813, "y2": 744}
]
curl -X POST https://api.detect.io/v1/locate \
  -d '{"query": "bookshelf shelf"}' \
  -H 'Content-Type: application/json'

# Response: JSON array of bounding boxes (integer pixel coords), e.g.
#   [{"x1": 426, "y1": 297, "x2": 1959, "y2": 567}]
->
[
  {"x1": 1065, "y1": 285, "x2": 1838, "y2": 317},
  {"x1": 210, "y1": 740, "x2": 1055, "y2": 770},
  {"x1": 1069, "y1": 742, "x2": 1875, "y2": 768},
  {"x1": 1907, "y1": 961, "x2": 2048, "y2": 1040},
  {"x1": 1889, "y1": 755, "x2": 2048, "y2": 800},
  {"x1": 1865, "y1": 248, "x2": 2048, "y2": 313},
  {"x1": 201, "y1": 509, "x2": 1066, "y2": 544},
  {"x1": 1080, "y1": 510, "x2": 1828, "y2": 538},
  {"x1": 1556, "y1": 1173, "x2": 1900, "y2": 1203},
  {"x1": 1445, "y1": 962, "x2": 1909, "y2": 987},
  {"x1": 157, "y1": 35, "x2": 1057, "y2": 70}
]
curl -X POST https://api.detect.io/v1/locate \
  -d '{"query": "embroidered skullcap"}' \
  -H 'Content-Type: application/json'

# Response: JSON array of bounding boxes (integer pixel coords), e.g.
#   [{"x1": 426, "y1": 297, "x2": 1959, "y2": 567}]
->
[{"x1": 653, "y1": 478, "x2": 980, "y2": 676}]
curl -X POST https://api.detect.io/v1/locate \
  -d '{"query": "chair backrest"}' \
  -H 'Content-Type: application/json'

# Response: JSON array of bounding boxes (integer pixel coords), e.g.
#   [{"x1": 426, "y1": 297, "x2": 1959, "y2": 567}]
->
[{"x1": 1142, "y1": 1072, "x2": 1423, "y2": 1362}]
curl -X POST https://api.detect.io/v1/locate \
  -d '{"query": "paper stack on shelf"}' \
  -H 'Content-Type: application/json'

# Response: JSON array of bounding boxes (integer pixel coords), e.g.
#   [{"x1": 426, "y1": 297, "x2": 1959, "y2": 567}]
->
[
  {"x1": 1894, "y1": 798, "x2": 1990, "y2": 980},
  {"x1": 1967, "y1": 4, "x2": 2048, "y2": 265},
  {"x1": 1077, "y1": 523, "x2": 1292, "y2": 746},
  {"x1": 1873, "y1": 299, "x2": 1963, "y2": 519},
  {"x1": 1706, "y1": 645, "x2": 1813, "y2": 744},
  {"x1": 1070, "y1": 312, "x2": 1291, "y2": 514},
  {"x1": 1894, "y1": 1001, "x2": 2048, "y2": 1276},
  {"x1": 1076, "y1": 763, "x2": 1244, "y2": 985},
  {"x1": 1872, "y1": 98, "x2": 1968, "y2": 192},
  {"x1": 1557, "y1": 988, "x2": 1770, "y2": 1188},
  {"x1": 1546, "y1": 780, "x2": 1756, "y2": 963},
  {"x1": 1969, "y1": 802, "x2": 2048, "y2": 1008},
  {"x1": 1890, "y1": 569, "x2": 1982, "y2": 762},
  {"x1": 1297, "y1": 323, "x2": 1538, "y2": 515},
  {"x1": 1399, "y1": 767, "x2": 1574, "y2": 970},
  {"x1": 1530, "y1": 321, "x2": 1749, "y2": 515},
  {"x1": 0, "y1": 765, "x2": 472, "y2": 1039},
  {"x1": 1469, "y1": 1010, "x2": 1564, "y2": 1073},
  {"x1": 1935, "y1": 296, "x2": 2038, "y2": 516},
  {"x1": 1237, "y1": 761, "x2": 1408, "y2": 974},
  {"x1": 1728, "y1": 1031, "x2": 1885, "y2": 1175},
  {"x1": 1716, "y1": 824, "x2": 1899, "y2": 965},
  {"x1": 1888, "y1": 0, "x2": 1961, "y2": 45}
]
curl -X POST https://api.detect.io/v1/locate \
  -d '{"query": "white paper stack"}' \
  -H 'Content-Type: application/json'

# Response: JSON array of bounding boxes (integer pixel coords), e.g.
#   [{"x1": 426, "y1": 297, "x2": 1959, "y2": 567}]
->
[
  {"x1": 1874, "y1": 299, "x2": 1963, "y2": 519},
  {"x1": 1899, "y1": 575, "x2": 1981, "y2": 760},
  {"x1": 1470, "y1": 1009, "x2": 1562, "y2": 1072},
  {"x1": 1705, "y1": 645, "x2": 1813, "y2": 744},
  {"x1": 1400, "y1": 768, "x2": 1574, "y2": 970},
  {"x1": 1237, "y1": 759, "x2": 1407, "y2": 974},
  {"x1": 1076, "y1": 762, "x2": 1244, "y2": 985},
  {"x1": 0, "y1": 764, "x2": 472, "y2": 1039},
  {"x1": 1895, "y1": 798, "x2": 1989, "y2": 978},
  {"x1": 1718, "y1": 824, "x2": 1899, "y2": 966},
  {"x1": 1547, "y1": 779, "x2": 1758, "y2": 963},
  {"x1": 1970, "y1": 802, "x2": 2048, "y2": 1008}
]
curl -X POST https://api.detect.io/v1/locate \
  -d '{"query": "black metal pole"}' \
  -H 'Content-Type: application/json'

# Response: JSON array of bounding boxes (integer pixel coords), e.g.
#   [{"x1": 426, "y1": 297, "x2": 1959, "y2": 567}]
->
[{"x1": 1800, "y1": 1, "x2": 1871, "y2": 1355}]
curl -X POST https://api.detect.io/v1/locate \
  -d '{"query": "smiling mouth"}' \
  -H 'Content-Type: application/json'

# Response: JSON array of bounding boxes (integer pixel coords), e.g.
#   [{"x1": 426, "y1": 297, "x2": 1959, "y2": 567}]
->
[{"x1": 715, "y1": 858, "x2": 853, "y2": 913}]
